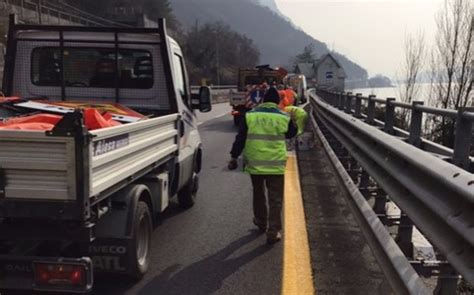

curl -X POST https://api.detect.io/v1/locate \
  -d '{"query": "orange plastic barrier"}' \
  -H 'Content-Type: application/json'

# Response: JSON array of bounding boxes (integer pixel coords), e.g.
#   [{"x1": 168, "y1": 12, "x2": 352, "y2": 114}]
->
[
  {"x1": 0, "y1": 114, "x2": 63, "y2": 126},
  {"x1": 0, "y1": 109, "x2": 120, "y2": 131},
  {"x1": 0, "y1": 122, "x2": 56, "y2": 131},
  {"x1": 83, "y1": 108, "x2": 121, "y2": 130},
  {"x1": 0, "y1": 96, "x2": 20, "y2": 103}
]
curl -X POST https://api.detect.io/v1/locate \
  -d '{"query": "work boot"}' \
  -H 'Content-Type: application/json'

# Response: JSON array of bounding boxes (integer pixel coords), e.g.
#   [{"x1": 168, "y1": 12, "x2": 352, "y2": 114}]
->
[
  {"x1": 253, "y1": 218, "x2": 266, "y2": 234},
  {"x1": 266, "y1": 232, "x2": 282, "y2": 245}
]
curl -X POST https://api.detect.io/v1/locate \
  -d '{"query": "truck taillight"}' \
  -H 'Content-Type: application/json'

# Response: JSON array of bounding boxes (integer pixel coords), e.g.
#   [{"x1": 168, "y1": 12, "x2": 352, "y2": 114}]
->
[{"x1": 34, "y1": 263, "x2": 86, "y2": 286}]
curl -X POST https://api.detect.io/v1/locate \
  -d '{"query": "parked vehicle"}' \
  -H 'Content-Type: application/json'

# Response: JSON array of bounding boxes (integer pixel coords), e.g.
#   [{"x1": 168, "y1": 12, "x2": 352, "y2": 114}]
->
[
  {"x1": 229, "y1": 65, "x2": 286, "y2": 126},
  {"x1": 0, "y1": 15, "x2": 211, "y2": 293},
  {"x1": 284, "y1": 74, "x2": 308, "y2": 104}
]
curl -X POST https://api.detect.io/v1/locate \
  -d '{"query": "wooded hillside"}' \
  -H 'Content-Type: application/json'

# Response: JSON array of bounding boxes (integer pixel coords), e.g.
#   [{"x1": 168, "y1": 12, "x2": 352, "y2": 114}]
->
[{"x1": 170, "y1": 0, "x2": 368, "y2": 81}]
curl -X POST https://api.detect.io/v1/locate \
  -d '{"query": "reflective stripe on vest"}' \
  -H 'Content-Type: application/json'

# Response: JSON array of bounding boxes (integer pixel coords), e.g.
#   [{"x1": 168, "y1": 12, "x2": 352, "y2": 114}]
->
[
  {"x1": 245, "y1": 160, "x2": 287, "y2": 166},
  {"x1": 244, "y1": 102, "x2": 290, "y2": 175},
  {"x1": 247, "y1": 134, "x2": 285, "y2": 141}
]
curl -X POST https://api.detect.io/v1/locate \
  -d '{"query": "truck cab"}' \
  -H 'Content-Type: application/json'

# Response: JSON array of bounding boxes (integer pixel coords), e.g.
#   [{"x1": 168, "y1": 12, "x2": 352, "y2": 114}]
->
[
  {"x1": 0, "y1": 15, "x2": 210, "y2": 293},
  {"x1": 229, "y1": 65, "x2": 286, "y2": 126}
]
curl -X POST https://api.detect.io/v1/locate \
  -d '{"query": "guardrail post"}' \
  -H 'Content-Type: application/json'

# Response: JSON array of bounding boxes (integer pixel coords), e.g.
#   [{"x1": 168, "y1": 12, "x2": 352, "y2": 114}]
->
[
  {"x1": 366, "y1": 95, "x2": 376, "y2": 125},
  {"x1": 339, "y1": 93, "x2": 346, "y2": 110},
  {"x1": 384, "y1": 98, "x2": 396, "y2": 134},
  {"x1": 373, "y1": 189, "x2": 388, "y2": 224},
  {"x1": 396, "y1": 213, "x2": 414, "y2": 258},
  {"x1": 434, "y1": 261, "x2": 459, "y2": 295},
  {"x1": 354, "y1": 93, "x2": 362, "y2": 118},
  {"x1": 432, "y1": 108, "x2": 474, "y2": 294},
  {"x1": 408, "y1": 101, "x2": 424, "y2": 147},
  {"x1": 20, "y1": 0, "x2": 25, "y2": 18},
  {"x1": 336, "y1": 92, "x2": 342, "y2": 107},
  {"x1": 330, "y1": 92, "x2": 335, "y2": 105},
  {"x1": 345, "y1": 92, "x2": 353, "y2": 114},
  {"x1": 37, "y1": 0, "x2": 42, "y2": 24},
  {"x1": 358, "y1": 170, "x2": 370, "y2": 199},
  {"x1": 452, "y1": 107, "x2": 474, "y2": 170},
  {"x1": 395, "y1": 101, "x2": 425, "y2": 259},
  {"x1": 330, "y1": 92, "x2": 337, "y2": 106}
]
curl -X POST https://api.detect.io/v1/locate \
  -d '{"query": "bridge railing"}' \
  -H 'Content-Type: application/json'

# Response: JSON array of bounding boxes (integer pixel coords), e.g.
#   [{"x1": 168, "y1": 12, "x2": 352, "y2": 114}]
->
[
  {"x1": 310, "y1": 88, "x2": 473, "y2": 293},
  {"x1": 1, "y1": 0, "x2": 128, "y2": 27}
]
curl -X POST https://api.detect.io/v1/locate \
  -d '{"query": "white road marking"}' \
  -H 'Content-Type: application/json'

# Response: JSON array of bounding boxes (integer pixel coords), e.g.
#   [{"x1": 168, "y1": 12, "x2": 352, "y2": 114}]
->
[
  {"x1": 214, "y1": 112, "x2": 228, "y2": 119},
  {"x1": 197, "y1": 112, "x2": 229, "y2": 126}
]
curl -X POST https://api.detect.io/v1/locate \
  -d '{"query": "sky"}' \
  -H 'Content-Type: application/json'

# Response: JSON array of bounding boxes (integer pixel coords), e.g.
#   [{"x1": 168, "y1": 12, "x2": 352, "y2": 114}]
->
[{"x1": 275, "y1": 0, "x2": 444, "y2": 78}]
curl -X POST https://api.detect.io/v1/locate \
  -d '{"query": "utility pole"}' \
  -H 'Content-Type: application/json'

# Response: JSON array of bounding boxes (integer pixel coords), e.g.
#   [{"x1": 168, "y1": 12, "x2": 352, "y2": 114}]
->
[
  {"x1": 215, "y1": 29, "x2": 220, "y2": 86},
  {"x1": 37, "y1": 0, "x2": 42, "y2": 24}
]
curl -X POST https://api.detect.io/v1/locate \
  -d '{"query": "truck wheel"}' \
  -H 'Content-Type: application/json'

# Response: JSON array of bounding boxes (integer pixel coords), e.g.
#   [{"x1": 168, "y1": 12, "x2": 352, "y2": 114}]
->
[
  {"x1": 127, "y1": 201, "x2": 152, "y2": 279},
  {"x1": 177, "y1": 174, "x2": 198, "y2": 209}
]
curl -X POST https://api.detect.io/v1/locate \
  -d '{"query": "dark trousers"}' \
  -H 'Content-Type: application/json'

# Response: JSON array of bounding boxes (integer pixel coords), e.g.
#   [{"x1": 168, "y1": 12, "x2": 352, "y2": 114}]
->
[{"x1": 250, "y1": 174, "x2": 284, "y2": 234}]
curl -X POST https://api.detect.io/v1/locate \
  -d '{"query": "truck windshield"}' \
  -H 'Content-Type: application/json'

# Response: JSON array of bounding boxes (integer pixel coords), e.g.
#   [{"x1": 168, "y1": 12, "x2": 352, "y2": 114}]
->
[{"x1": 31, "y1": 47, "x2": 154, "y2": 89}]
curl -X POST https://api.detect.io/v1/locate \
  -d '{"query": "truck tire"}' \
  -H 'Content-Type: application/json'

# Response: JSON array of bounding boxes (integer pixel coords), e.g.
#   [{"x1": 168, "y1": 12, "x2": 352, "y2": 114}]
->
[
  {"x1": 177, "y1": 174, "x2": 198, "y2": 209},
  {"x1": 127, "y1": 201, "x2": 152, "y2": 279}
]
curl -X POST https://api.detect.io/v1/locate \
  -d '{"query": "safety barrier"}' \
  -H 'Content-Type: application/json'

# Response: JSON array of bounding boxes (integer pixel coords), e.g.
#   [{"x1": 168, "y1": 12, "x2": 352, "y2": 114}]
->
[{"x1": 310, "y1": 89, "x2": 473, "y2": 293}]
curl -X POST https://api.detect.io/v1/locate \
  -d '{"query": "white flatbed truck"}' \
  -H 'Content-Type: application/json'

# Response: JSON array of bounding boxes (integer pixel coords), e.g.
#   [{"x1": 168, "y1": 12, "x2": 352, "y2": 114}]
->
[{"x1": 0, "y1": 15, "x2": 211, "y2": 293}]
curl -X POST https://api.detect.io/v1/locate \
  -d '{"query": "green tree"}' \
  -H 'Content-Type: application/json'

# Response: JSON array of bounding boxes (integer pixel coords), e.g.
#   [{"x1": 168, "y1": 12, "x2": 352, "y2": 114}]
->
[
  {"x1": 293, "y1": 44, "x2": 317, "y2": 67},
  {"x1": 183, "y1": 21, "x2": 260, "y2": 85},
  {"x1": 65, "y1": 0, "x2": 178, "y2": 29},
  {"x1": 142, "y1": 0, "x2": 178, "y2": 30}
]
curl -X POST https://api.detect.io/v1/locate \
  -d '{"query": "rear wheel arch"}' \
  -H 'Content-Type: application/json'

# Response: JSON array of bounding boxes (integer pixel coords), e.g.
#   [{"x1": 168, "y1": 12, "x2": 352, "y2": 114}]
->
[
  {"x1": 124, "y1": 184, "x2": 153, "y2": 235},
  {"x1": 194, "y1": 145, "x2": 203, "y2": 173}
]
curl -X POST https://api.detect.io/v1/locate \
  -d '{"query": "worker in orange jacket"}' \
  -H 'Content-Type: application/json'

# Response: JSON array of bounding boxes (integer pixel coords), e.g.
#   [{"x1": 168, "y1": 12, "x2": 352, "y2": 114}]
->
[
  {"x1": 284, "y1": 86, "x2": 298, "y2": 106},
  {"x1": 277, "y1": 85, "x2": 290, "y2": 110}
]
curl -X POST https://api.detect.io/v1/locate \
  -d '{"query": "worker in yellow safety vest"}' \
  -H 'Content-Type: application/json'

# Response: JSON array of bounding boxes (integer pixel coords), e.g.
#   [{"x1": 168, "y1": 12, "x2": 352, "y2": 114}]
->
[
  {"x1": 284, "y1": 105, "x2": 308, "y2": 136},
  {"x1": 228, "y1": 87, "x2": 298, "y2": 245}
]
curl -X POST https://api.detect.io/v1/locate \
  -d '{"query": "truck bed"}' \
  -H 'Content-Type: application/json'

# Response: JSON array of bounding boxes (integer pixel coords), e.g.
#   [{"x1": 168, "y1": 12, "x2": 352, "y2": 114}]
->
[{"x1": 0, "y1": 113, "x2": 179, "y2": 222}]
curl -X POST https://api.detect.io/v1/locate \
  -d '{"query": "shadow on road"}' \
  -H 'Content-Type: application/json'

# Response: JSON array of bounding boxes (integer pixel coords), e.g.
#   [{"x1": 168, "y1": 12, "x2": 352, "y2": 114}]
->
[
  {"x1": 137, "y1": 230, "x2": 270, "y2": 295},
  {"x1": 199, "y1": 120, "x2": 237, "y2": 134},
  {"x1": 154, "y1": 201, "x2": 189, "y2": 227}
]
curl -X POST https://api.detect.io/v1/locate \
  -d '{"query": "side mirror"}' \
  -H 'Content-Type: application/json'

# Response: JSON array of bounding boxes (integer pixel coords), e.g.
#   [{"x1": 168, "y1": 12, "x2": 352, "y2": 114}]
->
[{"x1": 192, "y1": 86, "x2": 212, "y2": 113}]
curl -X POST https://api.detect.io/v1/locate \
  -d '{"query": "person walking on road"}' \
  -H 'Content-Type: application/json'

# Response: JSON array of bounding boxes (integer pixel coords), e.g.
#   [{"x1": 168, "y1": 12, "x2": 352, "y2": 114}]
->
[{"x1": 228, "y1": 87, "x2": 297, "y2": 245}]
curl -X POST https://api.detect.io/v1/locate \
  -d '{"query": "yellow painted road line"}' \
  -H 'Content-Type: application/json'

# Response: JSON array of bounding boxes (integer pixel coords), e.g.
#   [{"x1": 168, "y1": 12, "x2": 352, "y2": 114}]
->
[{"x1": 282, "y1": 154, "x2": 315, "y2": 295}]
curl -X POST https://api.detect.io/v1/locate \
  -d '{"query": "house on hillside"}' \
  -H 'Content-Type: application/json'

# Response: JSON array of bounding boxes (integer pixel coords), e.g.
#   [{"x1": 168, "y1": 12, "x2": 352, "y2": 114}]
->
[{"x1": 294, "y1": 53, "x2": 346, "y2": 91}]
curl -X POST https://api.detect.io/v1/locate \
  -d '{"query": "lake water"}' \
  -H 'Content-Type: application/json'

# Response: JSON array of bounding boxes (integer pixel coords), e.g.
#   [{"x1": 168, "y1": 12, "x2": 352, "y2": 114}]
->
[{"x1": 347, "y1": 83, "x2": 434, "y2": 104}]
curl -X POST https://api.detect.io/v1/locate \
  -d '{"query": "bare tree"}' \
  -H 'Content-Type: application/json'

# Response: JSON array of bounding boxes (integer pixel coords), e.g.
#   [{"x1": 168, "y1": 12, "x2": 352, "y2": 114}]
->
[
  {"x1": 432, "y1": 0, "x2": 473, "y2": 109},
  {"x1": 398, "y1": 32, "x2": 425, "y2": 128},
  {"x1": 428, "y1": 0, "x2": 473, "y2": 146}
]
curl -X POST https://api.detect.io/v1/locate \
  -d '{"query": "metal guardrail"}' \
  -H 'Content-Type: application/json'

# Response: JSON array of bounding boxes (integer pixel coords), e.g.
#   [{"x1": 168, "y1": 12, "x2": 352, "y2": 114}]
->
[
  {"x1": 309, "y1": 89, "x2": 474, "y2": 293},
  {"x1": 316, "y1": 88, "x2": 474, "y2": 171},
  {"x1": 1, "y1": 0, "x2": 128, "y2": 27}
]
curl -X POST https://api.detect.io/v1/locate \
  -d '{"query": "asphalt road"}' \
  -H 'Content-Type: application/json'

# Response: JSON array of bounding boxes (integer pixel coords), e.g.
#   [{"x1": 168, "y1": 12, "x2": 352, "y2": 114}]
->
[{"x1": 93, "y1": 103, "x2": 283, "y2": 295}]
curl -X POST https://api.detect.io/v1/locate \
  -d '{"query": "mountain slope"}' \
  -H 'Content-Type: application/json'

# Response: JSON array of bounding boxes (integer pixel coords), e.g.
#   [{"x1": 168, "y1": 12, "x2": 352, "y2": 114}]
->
[{"x1": 170, "y1": 0, "x2": 367, "y2": 80}]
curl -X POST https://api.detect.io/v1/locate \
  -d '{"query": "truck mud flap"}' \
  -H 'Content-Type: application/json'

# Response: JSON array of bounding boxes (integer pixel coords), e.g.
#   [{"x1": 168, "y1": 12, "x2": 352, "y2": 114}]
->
[{"x1": 0, "y1": 256, "x2": 34, "y2": 291}]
